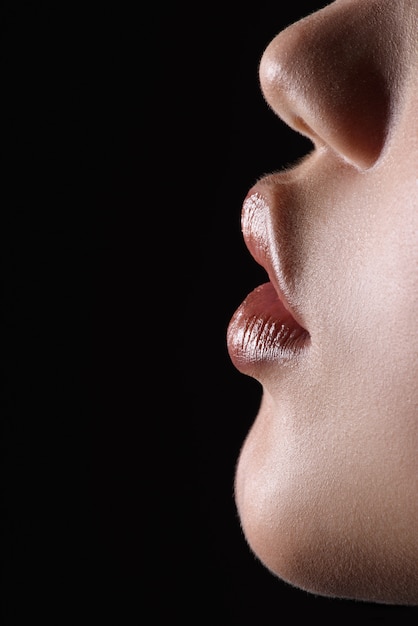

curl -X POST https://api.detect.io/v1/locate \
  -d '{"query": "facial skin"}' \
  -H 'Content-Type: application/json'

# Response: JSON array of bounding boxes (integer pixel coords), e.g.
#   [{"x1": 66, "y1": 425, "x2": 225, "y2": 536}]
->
[{"x1": 227, "y1": 0, "x2": 418, "y2": 605}]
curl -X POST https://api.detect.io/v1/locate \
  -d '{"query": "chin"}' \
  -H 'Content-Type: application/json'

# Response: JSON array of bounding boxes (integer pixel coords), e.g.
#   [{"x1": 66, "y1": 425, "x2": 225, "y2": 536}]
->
[
  {"x1": 234, "y1": 420, "x2": 418, "y2": 607},
  {"x1": 236, "y1": 483, "x2": 418, "y2": 605}
]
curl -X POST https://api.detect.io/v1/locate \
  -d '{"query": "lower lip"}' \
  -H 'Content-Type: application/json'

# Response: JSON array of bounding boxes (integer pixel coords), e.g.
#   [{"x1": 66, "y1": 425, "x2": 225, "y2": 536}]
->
[{"x1": 227, "y1": 282, "x2": 309, "y2": 374}]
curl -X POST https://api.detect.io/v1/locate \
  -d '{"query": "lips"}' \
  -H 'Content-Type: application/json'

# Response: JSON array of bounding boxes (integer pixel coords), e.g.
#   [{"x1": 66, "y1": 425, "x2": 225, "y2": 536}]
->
[{"x1": 227, "y1": 190, "x2": 309, "y2": 374}]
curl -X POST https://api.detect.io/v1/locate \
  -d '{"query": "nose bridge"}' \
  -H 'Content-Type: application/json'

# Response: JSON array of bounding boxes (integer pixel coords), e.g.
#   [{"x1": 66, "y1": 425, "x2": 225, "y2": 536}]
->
[{"x1": 259, "y1": 1, "x2": 394, "y2": 170}]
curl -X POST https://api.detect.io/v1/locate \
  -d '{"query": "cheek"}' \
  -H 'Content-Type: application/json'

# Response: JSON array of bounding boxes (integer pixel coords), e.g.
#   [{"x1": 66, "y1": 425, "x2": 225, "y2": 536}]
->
[
  {"x1": 315, "y1": 169, "x2": 418, "y2": 426},
  {"x1": 292, "y1": 157, "x2": 418, "y2": 431}
]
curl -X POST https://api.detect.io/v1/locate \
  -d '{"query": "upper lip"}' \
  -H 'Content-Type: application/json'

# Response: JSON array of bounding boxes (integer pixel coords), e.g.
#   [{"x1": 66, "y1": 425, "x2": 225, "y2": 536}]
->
[{"x1": 241, "y1": 185, "x2": 306, "y2": 329}]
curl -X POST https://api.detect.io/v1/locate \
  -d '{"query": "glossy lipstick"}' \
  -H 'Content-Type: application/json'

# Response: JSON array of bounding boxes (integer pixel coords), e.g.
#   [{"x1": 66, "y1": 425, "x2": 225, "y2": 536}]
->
[{"x1": 227, "y1": 191, "x2": 309, "y2": 374}]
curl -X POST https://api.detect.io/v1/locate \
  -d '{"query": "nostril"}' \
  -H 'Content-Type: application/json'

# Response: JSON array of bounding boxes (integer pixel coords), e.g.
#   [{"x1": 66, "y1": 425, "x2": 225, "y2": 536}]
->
[
  {"x1": 338, "y1": 62, "x2": 391, "y2": 169},
  {"x1": 291, "y1": 116, "x2": 319, "y2": 143}
]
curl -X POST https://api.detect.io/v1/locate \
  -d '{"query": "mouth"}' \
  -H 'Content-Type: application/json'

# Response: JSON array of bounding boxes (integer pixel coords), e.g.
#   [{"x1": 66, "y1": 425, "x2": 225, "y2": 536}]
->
[{"x1": 227, "y1": 191, "x2": 310, "y2": 374}]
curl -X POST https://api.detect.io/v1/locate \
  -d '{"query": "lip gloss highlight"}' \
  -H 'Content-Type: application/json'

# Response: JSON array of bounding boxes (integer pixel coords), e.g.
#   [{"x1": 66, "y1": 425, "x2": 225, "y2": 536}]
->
[{"x1": 227, "y1": 281, "x2": 309, "y2": 373}]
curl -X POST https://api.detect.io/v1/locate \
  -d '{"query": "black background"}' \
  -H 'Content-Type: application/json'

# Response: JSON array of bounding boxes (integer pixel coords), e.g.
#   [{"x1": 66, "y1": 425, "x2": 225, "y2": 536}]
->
[{"x1": 4, "y1": 1, "x2": 418, "y2": 623}]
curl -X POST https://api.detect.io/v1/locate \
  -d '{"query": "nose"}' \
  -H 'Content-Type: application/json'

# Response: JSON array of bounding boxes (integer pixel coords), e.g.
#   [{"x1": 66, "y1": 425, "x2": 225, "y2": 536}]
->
[{"x1": 259, "y1": 0, "x2": 400, "y2": 170}]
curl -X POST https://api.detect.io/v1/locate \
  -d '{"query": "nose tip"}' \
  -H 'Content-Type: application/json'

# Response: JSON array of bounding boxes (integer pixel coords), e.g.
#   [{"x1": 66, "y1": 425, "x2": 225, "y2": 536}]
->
[{"x1": 258, "y1": 3, "x2": 393, "y2": 170}]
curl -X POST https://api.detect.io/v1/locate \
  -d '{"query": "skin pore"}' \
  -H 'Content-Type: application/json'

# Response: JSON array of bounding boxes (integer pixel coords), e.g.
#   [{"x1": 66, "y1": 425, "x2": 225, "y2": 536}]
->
[{"x1": 227, "y1": 0, "x2": 418, "y2": 605}]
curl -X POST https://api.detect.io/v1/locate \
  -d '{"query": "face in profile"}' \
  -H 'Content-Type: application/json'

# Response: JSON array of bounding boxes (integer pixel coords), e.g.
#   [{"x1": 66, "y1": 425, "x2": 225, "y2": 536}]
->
[{"x1": 227, "y1": 0, "x2": 418, "y2": 605}]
